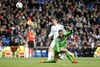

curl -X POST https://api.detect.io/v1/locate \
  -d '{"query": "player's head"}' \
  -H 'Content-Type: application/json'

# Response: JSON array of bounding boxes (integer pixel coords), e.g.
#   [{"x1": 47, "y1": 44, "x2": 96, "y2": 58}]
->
[
  {"x1": 51, "y1": 17, "x2": 58, "y2": 25},
  {"x1": 58, "y1": 30, "x2": 63, "y2": 37}
]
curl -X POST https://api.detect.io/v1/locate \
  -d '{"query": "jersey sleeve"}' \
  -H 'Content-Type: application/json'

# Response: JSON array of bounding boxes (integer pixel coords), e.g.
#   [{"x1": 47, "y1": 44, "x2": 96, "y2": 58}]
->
[
  {"x1": 60, "y1": 25, "x2": 66, "y2": 34},
  {"x1": 53, "y1": 38, "x2": 60, "y2": 52},
  {"x1": 64, "y1": 29, "x2": 74, "y2": 37},
  {"x1": 48, "y1": 26, "x2": 53, "y2": 37}
]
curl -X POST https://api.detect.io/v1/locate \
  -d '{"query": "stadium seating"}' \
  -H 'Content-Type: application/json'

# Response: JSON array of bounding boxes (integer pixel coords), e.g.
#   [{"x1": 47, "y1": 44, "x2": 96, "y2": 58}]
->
[
  {"x1": 0, "y1": 0, "x2": 99, "y2": 57},
  {"x1": 33, "y1": 50, "x2": 37, "y2": 57},
  {"x1": 1, "y1": 37, "x2": 10, "y2": 46},
  {"x1": 6, "y1": 38, "x2": 10, "y2": 46},
  {"x1": 41, "y1": 50, "x2": 48, "y2": 57},
  {"x1": 18, "y1": 51, "x2": 24, "y2": 57},
  {"x1": 33, "y1": 49, "x2": 48, "y2": 57},
  {"x1": 36, "y1": 50, "x2": 42, "y2": 57},
  {"x1": 4, "y1": 50, "x2": 12, "y2": 57},
  {"x1": 2, "y1": 37, "x2": 7, "y2": 46}
]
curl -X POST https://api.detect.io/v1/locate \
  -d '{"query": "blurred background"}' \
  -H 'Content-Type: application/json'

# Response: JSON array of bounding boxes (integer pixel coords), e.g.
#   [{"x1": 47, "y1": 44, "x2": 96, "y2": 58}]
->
[{"x1": 0, "y1": 0, "x2": 100, "y2": 58}]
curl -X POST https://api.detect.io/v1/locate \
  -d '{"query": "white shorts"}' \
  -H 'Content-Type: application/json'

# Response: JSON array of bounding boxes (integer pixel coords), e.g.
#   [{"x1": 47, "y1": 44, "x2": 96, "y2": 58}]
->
[{"x1": 50, "y1": 39, "x2": 56, "y2": 48}]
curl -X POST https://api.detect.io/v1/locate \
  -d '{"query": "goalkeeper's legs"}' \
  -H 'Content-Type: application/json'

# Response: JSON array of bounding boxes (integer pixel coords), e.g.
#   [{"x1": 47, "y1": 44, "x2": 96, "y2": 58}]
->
[
  {"x1": 68, "y1": 51, "x2": 75, "y2": 60},
  {"x1": 40, "y1": 52, "x2": 59, "y2": 63},
  {"x1": 60, "y1": 49, "x2": 77, "y2": 63},
  {"x1": 40, "y1": 57, "x2": 58, "y2": 63}
]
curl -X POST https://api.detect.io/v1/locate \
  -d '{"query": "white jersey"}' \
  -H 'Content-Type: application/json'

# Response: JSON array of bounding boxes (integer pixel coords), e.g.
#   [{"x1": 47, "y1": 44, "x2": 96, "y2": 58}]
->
[{"x1": 48, "y1": 24, "x2": 66, "y2": 39}]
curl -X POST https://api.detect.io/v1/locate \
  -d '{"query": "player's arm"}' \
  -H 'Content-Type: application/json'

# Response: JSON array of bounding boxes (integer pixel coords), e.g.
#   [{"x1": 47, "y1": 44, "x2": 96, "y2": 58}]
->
[
  {"x1": 48, "y1": 26, "x2": 53, "y2": 42},
  {"x1": 64, "y1": 26, "x2": 74, "y2": 37},
  {"x1": 61, "y1": 25, "x2": 66, "y2": 33}
]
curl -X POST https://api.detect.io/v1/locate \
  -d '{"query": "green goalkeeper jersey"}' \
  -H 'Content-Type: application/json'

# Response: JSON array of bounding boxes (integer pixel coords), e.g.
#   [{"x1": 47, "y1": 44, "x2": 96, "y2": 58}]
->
[{"x1": 53, "y1": 30, "x2": 74, "y2": 53}]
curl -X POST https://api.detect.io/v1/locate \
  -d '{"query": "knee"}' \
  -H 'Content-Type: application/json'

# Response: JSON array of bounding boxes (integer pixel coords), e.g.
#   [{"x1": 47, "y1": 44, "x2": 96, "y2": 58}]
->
[
  {"x1": 63, "y1": 49, "x2": 68, "y2": 53},
  {"x1": 48, "y1": 47, "x2": 53, "y2": 51}
]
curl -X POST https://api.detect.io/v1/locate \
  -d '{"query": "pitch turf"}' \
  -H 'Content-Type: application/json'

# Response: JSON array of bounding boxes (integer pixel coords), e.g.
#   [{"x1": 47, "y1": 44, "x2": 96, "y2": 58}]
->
[{"x1": 0, "y1": 57, "x2": 100, "y2": 67}]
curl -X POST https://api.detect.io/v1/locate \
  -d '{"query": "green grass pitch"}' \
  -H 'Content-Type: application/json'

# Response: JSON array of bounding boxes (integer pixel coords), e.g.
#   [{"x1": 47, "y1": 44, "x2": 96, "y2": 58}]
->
[{"x1": 0, "y1": 57, "x2": 100, "y2": 67}]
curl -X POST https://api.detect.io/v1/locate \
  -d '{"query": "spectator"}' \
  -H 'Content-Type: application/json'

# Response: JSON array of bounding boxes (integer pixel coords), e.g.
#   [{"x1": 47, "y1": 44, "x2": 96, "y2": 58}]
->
[
  {"x1": 0, "y1": 0, "x2": 100, "y2": 57},
  {"x1": 0, "y1": 38, "x2": 3, "y2": 52},
  {"x1": 27, "y1": 27, "x2": 36, "y2": 57}
]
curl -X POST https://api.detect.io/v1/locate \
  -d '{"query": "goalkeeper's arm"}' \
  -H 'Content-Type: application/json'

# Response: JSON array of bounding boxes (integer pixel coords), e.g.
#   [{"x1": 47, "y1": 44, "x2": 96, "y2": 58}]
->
[{"x1": 64, "y1": 26, "x2": 74, "y2": 37}]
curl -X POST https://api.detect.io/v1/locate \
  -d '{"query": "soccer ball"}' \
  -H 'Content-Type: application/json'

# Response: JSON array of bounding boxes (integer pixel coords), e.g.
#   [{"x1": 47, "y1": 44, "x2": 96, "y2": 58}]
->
[
  {"x1": 16, "y1": 2, "x2": 23, "y2": 8},
  {"x1": 59, "y1": 54, "x2": 64, "y2": 60}
]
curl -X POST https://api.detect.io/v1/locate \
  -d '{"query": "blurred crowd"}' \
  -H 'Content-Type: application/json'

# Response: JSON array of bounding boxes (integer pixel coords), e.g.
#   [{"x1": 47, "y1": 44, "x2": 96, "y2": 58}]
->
[{"x1": 0, "y1": 0, "x2": 100, "y2": 57}]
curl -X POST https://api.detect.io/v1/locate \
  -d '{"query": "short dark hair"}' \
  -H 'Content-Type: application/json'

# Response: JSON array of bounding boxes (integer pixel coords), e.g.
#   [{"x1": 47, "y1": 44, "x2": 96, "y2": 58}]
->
[
  {"x1": 58, "y1": 29, "x2": 63, "y2": 32},
  {"x1": 52, "y1": 17, "x2": 57, "y2": 20}
]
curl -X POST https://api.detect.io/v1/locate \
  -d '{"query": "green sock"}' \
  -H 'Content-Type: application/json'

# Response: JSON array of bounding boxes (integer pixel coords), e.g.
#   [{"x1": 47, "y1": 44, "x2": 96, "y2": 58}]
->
[
  {"x1": 70, "y1": 53, "x2": 75, "y2": 60},
  {"x1": 44, "y1": 60, "x2": 55, "y2": 63},
  {"x1": 66, "y1": 52, "x2": 74, "y2": 62}
]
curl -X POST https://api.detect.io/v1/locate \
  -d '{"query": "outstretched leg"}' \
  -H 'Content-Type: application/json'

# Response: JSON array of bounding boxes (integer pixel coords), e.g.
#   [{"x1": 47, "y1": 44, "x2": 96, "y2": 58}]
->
[
  {"x1": 60, "y1": 48, "x2": 77, "y2": 63},
  {"x1": 40, "y1": 52, "x2": 59, "y2": 63},
  {"x1": 40, "y1": 57, "x2": 58, "y2": 63},
  {"x1": 48, "y1": 47, "x2": 54, "y2": 60}
]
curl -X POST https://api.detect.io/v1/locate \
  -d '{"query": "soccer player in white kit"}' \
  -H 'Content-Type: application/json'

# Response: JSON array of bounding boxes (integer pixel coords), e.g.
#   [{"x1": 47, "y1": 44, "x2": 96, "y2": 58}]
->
[{"x1": 48, "y1": 17, "x2": 66, "y2": 60}]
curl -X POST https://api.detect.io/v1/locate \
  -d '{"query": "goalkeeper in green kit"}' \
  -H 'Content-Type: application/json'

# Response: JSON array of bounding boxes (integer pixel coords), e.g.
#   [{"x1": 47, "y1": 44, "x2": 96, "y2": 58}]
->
[{"x1": 40, "y1": 26, "x2": 78, "y2": 63}]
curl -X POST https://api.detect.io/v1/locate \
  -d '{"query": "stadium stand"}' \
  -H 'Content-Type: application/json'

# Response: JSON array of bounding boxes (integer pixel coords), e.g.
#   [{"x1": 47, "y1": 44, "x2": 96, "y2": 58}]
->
[{"x1": 0, "y1": 0, "x2": 100, "y2": 57}]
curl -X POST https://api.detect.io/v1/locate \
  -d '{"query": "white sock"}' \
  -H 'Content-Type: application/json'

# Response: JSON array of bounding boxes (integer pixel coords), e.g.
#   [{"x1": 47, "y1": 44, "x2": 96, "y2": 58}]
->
[
  {"x1": 25, "y1": 47, "x2": 29, "y2": 58},
  {"x1": 48, "y1": 51, "x2": 52, "y2": 60}
]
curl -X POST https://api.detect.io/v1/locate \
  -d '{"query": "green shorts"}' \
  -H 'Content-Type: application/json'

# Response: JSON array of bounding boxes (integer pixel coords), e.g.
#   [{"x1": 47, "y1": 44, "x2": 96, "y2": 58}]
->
[{"x1": 54, "y1": 52, "x2": 64, "y2": 58}]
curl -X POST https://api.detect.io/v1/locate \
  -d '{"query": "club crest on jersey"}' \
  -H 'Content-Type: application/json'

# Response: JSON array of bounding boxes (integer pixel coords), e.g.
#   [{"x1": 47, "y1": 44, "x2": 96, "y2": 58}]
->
[{"x1": 58, "y1": 36, "x2": 66, "y2": 42}]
